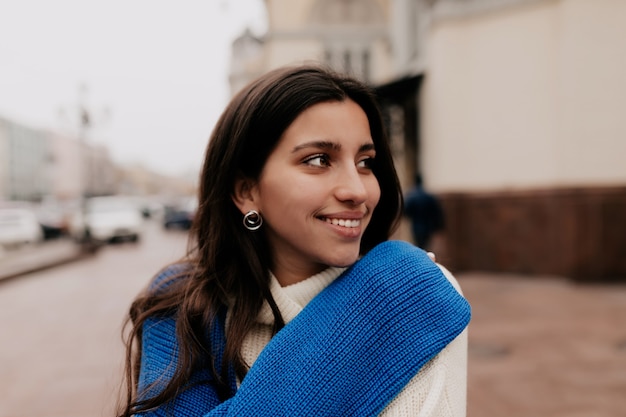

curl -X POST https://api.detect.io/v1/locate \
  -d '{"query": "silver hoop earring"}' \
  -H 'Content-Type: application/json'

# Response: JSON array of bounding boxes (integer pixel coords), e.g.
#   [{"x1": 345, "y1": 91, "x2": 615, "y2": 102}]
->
[{"x1": 243, "y1": 210, "x2": 263, "y2": 231}]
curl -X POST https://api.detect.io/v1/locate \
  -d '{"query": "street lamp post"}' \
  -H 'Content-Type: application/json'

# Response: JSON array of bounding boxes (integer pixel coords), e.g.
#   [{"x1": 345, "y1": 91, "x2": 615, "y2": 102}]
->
[{"x1": 75, "y1": 84, "x2": 109, "y2": 254}]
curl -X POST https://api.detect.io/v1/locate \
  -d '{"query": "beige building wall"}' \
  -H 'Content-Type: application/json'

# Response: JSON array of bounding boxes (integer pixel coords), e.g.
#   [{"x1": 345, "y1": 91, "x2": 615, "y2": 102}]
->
[
  {"x1": 0, "y1": 117, "x2": 50, "y2": 201},
  {"x1": 47, "y1": 131, "x2": 82, "y2": 200},
  {"x1": 421, "y1": 0, "x2": 626, "y2": 192},
  {"x1": 263, "y1": 38, "x2": 323, "y2": 69},
  {"x1": 230, "y1": 0, "x2": 392, "y2": 93},
  {"x1": 46, "y1": 131, "x2": 117, "y2": 199},
  {"x1": 0, "y1": 119, "x2": 8, "y2": 200}
]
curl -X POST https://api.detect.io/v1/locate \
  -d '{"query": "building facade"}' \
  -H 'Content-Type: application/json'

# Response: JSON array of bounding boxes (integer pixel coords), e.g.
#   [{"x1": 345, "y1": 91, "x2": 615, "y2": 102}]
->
[
  {"x1": 382, "y1": 0, "x2": 626, "y2": 280},
  {"x1": 46, "y1": 131, "x2": 83, "y2": 200},
  {"x1": 229, "y1": 0, "x2": 393, "y2": 92},
  {"x1": 1, "y1": 117, "x2": 120, "y2": 203},
  {"x1": 0, "y1": 116, "x2": 51, "y2": 201}
]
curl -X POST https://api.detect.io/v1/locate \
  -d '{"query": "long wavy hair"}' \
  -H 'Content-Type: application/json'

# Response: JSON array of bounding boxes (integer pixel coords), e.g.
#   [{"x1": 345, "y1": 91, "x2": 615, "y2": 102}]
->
[{"x1": 117, "y1": 64, "x2": 403, "y2": 416}]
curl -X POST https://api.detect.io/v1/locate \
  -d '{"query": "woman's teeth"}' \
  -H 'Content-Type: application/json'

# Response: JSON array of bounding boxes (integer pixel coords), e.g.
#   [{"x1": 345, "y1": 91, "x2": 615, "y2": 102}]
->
[{"x1": 325, "y1": 218, "x2": 360, "y2": 228}]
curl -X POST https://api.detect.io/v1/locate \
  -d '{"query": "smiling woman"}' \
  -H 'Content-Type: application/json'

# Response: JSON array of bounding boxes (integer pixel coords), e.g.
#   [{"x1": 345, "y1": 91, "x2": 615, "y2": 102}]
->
[
  {"x1": 117, "y1": 64, "x2": 471, "y2": 417},
  {"x1": 231, "y1": 99, "x2": 381, "y2": 285}
]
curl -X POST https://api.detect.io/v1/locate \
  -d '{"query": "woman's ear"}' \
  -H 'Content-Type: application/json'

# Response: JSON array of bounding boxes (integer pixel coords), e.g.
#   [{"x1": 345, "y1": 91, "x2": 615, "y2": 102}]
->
[{"x1": 232, "y1": 176, "x2": 257, "y2": 214}]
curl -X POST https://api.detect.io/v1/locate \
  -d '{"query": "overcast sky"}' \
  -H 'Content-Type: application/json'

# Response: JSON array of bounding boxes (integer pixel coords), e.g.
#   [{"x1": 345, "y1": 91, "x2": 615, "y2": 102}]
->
[{"x1": 0, "y1": 0, "x2": 266, "y2": 177}]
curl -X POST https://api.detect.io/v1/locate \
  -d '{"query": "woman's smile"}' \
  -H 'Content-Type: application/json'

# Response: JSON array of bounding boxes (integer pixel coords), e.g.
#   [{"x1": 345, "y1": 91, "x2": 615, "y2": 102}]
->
[
  {"x1": 322, "y1": 218, "x2": 363, "y2": 239},
  {"x1": 323, "y1": 218, "x2": 361, "y2": 228},
  {"x1": 317, "y1": 211, "x2": 367, "y2": 239}
]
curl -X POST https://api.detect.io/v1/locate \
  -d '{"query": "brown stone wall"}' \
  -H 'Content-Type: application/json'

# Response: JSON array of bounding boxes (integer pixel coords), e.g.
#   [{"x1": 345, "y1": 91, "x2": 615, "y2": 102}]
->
[{"x1": 437, "y1": 186, "x2": 626, "y2": 281}]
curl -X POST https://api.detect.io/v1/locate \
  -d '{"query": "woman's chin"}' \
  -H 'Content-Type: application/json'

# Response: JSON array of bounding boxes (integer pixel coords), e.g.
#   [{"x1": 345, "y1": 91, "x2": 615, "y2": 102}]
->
[{"x1": 323, "y1": 250, "x2": 361, "y2": 268}]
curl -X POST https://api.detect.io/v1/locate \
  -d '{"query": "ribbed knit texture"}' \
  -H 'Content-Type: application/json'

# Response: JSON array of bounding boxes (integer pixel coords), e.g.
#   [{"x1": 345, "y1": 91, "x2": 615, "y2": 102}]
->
[
  {"x1": 239, "y1": 267, "x2": 346, "y2": 370},
  {"x1": 137, "y1": 240, "x2": 471, "y2": 416},
  {"x1": 239, "y1": 265, "x2": 468, "y2": 417}
]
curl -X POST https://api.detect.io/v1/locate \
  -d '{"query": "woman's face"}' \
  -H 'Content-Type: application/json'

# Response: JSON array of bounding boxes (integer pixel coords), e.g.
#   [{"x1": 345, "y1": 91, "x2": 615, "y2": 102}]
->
[{"x1": 240, "y1": 99, "x2": 381, "y2": 285}]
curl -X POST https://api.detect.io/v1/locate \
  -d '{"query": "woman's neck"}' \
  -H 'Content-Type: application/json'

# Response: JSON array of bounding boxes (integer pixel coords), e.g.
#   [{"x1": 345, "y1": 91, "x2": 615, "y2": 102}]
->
[{"x1": 271, "y1": 262, "x2": 328, "y2": 287}]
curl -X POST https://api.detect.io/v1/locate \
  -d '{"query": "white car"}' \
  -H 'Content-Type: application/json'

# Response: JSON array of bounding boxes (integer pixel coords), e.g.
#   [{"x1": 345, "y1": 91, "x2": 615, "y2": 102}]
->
[
  {"x1": 0, "y1": 207, "x2": 44, "y2": 248},
  {"x1": 70, "y1": 196, "x2": 144, "y2": 243}
]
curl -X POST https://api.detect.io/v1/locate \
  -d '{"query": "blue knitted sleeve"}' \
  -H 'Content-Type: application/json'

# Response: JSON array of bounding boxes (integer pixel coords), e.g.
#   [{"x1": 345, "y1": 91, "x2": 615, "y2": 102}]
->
[
  {"x1": 135, "y1": 315, "x2": 223, "y2": 417},
  {"x1": 135, "y1": 266, "x2": 224, "y2": 417},
  {"x1": 204, "y1": 240, "x2": 471, "y2": 416}
]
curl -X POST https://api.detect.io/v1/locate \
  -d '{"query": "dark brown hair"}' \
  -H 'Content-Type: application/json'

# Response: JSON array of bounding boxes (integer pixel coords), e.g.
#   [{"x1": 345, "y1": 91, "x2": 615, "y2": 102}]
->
[{"x1": 117, "y1": 64, "x2": 403, "y2": 416}]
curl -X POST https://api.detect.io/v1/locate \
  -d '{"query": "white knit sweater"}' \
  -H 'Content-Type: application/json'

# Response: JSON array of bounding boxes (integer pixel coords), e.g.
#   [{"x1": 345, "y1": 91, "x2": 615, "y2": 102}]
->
[{"x1": 229, "y1": 264, "x2": 468, "y2": 417}]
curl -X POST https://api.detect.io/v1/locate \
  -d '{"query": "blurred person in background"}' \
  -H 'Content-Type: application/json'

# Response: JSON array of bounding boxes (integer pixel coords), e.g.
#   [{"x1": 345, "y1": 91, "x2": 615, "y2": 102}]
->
[
  {"x1": 117, "y1": 65, "x2": 470, "y2": 417},
  {"x1": 404, "y1": 173, "x2": 445, "y2": 250}
]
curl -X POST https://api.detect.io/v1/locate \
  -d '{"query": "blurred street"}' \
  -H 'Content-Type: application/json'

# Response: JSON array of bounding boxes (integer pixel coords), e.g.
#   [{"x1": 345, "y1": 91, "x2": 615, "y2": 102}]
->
[
  {"x1": 0, "y1": 219, "x2": 189, "y2": 417},
  {"x1": 1, "y1": 219, "x2": 625, "y2": 416},
  {"x1": 0, "y1": 239, "x2": 84, "y2": 282}
]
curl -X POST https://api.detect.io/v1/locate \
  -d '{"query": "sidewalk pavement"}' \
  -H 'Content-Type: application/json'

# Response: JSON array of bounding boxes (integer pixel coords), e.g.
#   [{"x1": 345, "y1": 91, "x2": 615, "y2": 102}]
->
[
  {"x1": 0, "y1": 239, "x2": 86, "y2": 282},
  {"x1": 459, "y1": 271, "x2": 626, "y2": 417}
]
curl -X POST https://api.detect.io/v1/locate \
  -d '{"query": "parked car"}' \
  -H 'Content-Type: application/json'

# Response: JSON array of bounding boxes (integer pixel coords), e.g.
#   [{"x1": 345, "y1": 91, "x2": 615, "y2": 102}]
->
[
  {"x1": 163, "y1": 198, "x2": 197, "y2": 230},
  {"x1": 70, "y1": 196, "x2": 144, "y2": 243},
  {"x1": 0, "y1": 207, "x2": 44, "y2": 248},
  {"x1": 35, "y1": 203, "x2": 73, "y2": 240}
]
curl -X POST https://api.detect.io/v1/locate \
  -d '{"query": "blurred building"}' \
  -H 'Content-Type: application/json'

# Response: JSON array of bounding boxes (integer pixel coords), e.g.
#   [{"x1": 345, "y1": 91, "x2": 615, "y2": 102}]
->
[
  {"x1": 46, "y1": 131, "x2": 82, "y2": 200},
  {"x1": 380, "y1": 0, "x2": 626, "y2": 280},
  {"x1": 117, "y1": 163, "x2": 197, "y2": 197},
  {"x1": 0, "y1": 108, "x2": 200, "y2": 213},
  {"x1": 0, "y1": 116, "x2": 51, "y2": 201},
  {"x1": 229, "y1": 28, "x2": 266, "y2": 96},
  {"x1": 46, "y1": 131, "x2": 119, "y2": 200},
  {"x1": 229, "y1": 0, "x2": 626, "y2": 280},
  {"x1": 229, "y1": 0, "x2": 392, "y2": 91},
  {"x1": 0, "y1": 115, "x2": 121, "y2": 203},
  {"x1": 79, "y1": 140, "x2": 118, "y2": 197}
]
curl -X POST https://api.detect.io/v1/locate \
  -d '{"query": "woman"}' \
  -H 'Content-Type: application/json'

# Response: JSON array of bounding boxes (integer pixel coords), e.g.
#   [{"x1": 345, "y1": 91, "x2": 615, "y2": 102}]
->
[{"x1": 117, "y1": 64, "x2": 471, "y2": 416}]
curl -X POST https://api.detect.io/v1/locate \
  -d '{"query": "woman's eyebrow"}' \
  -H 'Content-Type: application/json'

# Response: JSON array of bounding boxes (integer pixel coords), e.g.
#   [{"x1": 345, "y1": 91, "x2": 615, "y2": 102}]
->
[
  {"x1": 291, "y1": 141, "x2": 375, "y2": 153},
  {"x1": 291, "y1": 140, "x2": 341, "y2": 153},
  {"x1": 360, "y1": 143, "x2": 376, "y2": 152}
]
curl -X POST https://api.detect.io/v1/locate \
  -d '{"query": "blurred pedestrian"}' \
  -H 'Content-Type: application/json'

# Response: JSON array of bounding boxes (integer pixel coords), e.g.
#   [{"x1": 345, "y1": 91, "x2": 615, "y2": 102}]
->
[
  {"x1": 117, "y1": 64, "x2": 470, "y2": 417},
  {"x1": 404, "y1": 173, "x2": 445, "y2": 250}
]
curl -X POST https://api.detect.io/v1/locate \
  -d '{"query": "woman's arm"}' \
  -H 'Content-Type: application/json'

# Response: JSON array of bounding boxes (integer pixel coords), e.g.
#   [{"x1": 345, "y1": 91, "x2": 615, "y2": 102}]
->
[
  {"x1": 381, "y1": 328, "x2": 468, "y2": 417},
  {"x1": 382, "y1": 264, "x2": 468, "y2": 417},
  {"x1": 135, "y1": 316, "x2": 222, "y2": 416}
]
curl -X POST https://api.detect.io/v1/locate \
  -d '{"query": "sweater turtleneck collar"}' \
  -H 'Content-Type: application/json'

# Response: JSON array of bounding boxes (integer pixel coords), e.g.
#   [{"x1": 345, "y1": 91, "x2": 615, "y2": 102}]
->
[{"x1": 256, "y1": 266, "x2": 347, "y2": 325}]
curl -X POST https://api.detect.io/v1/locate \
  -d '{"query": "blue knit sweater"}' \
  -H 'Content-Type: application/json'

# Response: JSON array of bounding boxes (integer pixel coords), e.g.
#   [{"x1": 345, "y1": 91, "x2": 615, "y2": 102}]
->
[{"x1": 137, "y1": 240, "x2": 471, "y2": 416}]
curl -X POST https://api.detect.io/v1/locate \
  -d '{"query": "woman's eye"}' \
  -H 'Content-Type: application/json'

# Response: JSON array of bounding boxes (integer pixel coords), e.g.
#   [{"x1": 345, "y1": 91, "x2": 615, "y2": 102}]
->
[
  {"x1": 357, "y1": 156, "x2": 375, "y2": 169},
  {"x1": 304, "y1": 154, "x2": 330, "y2": 167}
]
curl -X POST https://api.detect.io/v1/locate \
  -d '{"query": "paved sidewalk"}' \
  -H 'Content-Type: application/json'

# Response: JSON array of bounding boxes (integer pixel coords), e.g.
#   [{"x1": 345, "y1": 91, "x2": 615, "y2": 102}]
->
[
  {"x1": 459, "y1": 272, "x2": 626, "y2": 417},
  {"x1": 0, "y1": 239, "x2": 86, "y2": 282}
]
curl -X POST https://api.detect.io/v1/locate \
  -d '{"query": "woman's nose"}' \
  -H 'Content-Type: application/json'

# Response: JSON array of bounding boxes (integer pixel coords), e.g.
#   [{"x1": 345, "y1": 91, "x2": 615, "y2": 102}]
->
[{"x1": 334, "y1": 166, "x2": 368, "y2": 205}]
